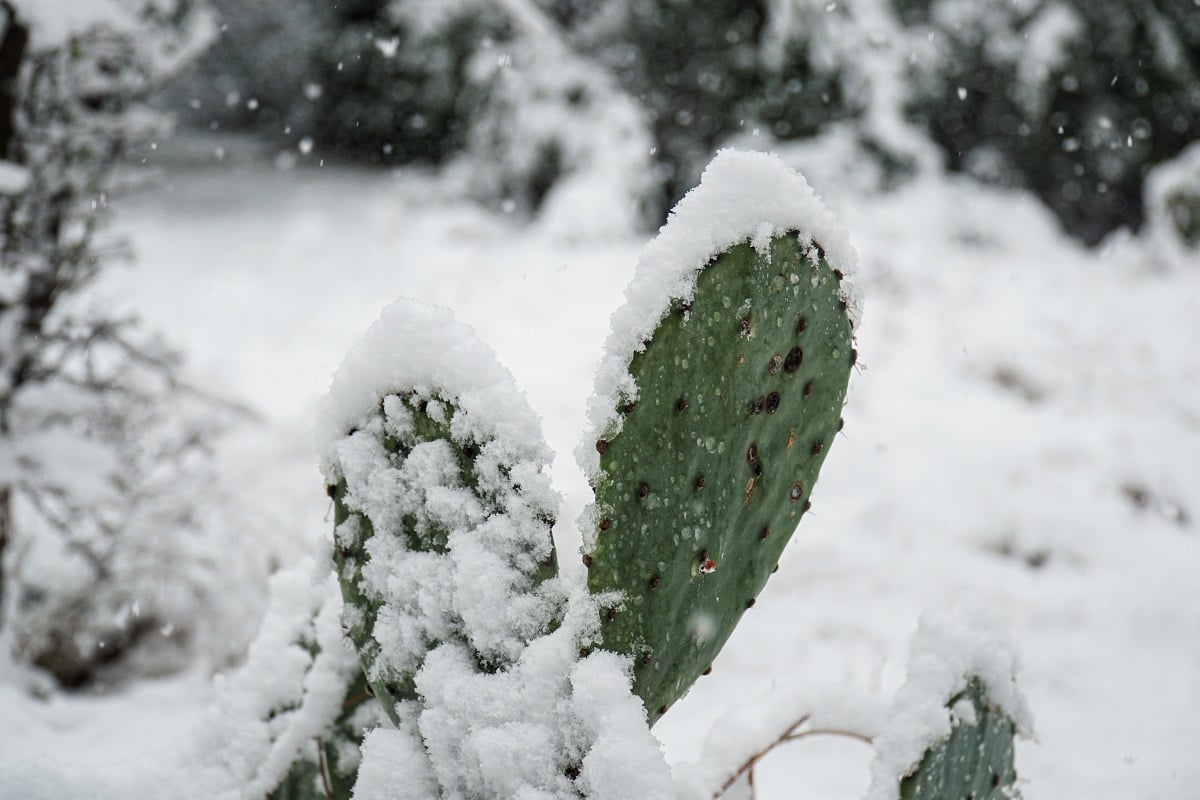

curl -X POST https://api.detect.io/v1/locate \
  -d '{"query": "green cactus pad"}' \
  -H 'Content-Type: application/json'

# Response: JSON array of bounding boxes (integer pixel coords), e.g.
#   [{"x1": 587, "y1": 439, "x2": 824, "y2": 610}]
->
[
  {"x1": 330, "y1": 391, "x2": 558, "y2": 722},
  {"x1": 899, "y1": 678, "x2": 1018, "y2": 800},
  {"x1": 269, "y1": 672, "x2": 376, "y2": 800},
  {"x1": 587, "y1": 233, "x2": 853, "y2": 722}
]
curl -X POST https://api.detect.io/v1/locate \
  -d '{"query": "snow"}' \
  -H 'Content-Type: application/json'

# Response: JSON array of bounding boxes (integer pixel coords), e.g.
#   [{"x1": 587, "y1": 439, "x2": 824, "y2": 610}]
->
[
  {"x1": 9, "y1": 0, "x2": 139, "y2": 47},
  {"x1": 315, "y1": 297, "x2": 552, "y2": 483},
  {"x1": 864, "y1": 609, "x2": 1030, "y2": 800},
  {"x1": 0, "y1": 160, "x2": 31, "y2": 196},
  {"x1": 185, "y1": 562, "x2": 362, "y2": 800},
  {"x1": 578, "y1": 149, "x2": 861, "y2": 484},
  {"x1": 1, "y1": 132, "x2": 1197, "y2": 799}
]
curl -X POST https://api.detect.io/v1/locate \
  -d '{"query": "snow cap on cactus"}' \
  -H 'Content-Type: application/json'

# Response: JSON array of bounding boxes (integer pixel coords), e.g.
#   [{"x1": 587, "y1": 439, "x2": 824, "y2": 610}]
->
[
  {"x1": 579, "y1": 148, "x2": 860, "y2": 481},
  {"x1": 314, "y1": 297, "x2": 552, "y2": 480},
  {"x1": 865, "y1": 608, "x2": 1032, "y2": 800}
]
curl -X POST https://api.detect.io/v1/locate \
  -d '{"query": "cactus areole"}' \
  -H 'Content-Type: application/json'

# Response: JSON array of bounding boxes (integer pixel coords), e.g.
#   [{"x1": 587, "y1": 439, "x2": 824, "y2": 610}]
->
[{"x1": 581, "y1": 150, "x2": 859, "y2": 723}]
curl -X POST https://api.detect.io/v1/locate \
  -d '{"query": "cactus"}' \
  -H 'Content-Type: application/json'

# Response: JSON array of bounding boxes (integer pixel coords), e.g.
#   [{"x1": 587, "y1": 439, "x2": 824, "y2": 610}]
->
[
  {"x1": 327, "y1": 391, "x2": 560, "y2": 720},
  {"x1": 292, "y1": 151, "x2": 1028, "y2": 799},
  {"x1": 867, "y1": 610, "x2": 1028, "y2": 800},
  {"x1": 317, "y1": 299, "x2": 563, "y2": 725},
  {"x1": 582, "y1": 152, "x2": 857, "y2": 722},
  {"x1": 898, "y1": 678, "x2": 1017, "y2": 800},
  {"x1": 268, "y1": 671, "x2": 376, "y2": 800}
]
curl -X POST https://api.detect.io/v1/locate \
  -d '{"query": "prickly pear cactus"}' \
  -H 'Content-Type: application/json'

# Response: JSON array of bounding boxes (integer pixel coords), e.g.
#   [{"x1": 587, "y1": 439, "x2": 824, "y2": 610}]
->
[
  {"x1": 269, "y1": 672, "x2": 375, "y2": 800},
  {"x1": 316, "y1": 299, "x2": 563, "y2": 723},
  {"x1": 898, "y1": 679, "x2": 1017, "y2": 800},
  {"x1": 327, "y1": 392, "x2": 559, "y2": 719},
  {"x1": 582, "y1": 150, "x2": 858, "y2": 722}
]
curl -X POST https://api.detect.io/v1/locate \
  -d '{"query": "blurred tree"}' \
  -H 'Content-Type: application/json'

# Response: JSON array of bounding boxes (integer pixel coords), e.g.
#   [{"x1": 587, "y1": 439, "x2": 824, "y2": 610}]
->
[
  {"x1": 898, "y1": 0, "x2": 1200, "y2": 244},
  {"x1": 0, "y1": 0, "x2": 256, "y2": 690}
]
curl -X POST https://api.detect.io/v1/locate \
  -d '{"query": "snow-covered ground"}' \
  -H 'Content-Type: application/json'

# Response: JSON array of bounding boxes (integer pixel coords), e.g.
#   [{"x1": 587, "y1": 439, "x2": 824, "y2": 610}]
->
[{"x1": 2, "y1": 136, "x2": 1197, "y2": 799}]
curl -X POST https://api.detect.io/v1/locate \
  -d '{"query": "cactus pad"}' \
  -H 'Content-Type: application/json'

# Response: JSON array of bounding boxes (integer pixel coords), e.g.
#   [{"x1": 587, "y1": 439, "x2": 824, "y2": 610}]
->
[
  {"x1": 330, "y1": 391, "x2": 559, "y2": 720},
  {"x1": 899, "y1": 678, "x2": 1018, "y2": 800},
  {"x1": 586, "y1": 233, "x2": 854, "y2": 721}
]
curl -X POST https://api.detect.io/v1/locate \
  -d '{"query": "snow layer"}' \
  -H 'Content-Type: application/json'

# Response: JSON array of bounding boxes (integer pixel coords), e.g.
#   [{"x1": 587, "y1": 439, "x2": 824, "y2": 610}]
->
[
  {"x1": 315, "y1": 297, "x2": 553, "y2": 480},
  {"x1": 9, "y1": 0, "x2": 139, "y2": 47},
  {"x1": 185, "y1": 560, "x2": 364, "y2": 800},
  {"x1": 864, "y1": 609, "x2": 1031, "y2": 800},
  {"x1": 579, "y1": 149, "x2": 860, "y2": 481}
]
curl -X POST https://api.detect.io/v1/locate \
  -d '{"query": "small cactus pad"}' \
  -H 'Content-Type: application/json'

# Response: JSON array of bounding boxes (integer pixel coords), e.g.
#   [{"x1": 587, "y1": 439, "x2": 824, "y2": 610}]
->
[
  {"x1": 269, "y1": 672, "x2": 376, "y2": 800},
  {"x1": 330, "y1": 391, "x2": 559, "y2": 721},
  {"x1": 587, "y1": 233, "x2": 853, "y2": 721},
  {"x1": 899, "y1": 679, "x2": 1018, "y2": 800}
]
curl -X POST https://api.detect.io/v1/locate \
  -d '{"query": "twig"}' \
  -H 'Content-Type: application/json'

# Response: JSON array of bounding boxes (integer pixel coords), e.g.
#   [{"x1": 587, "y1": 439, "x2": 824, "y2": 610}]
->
[
  {"x1": 714, "y1": 715, "x2": 875, "y2": 799},
  {"x1": 316, "y1": 736, "x2": 334, "y2": 800}
]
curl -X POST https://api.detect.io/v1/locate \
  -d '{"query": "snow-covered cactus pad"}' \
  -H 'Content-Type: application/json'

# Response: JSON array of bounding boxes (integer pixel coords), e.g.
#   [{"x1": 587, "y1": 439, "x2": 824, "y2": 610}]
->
[
  {"x1": 867, "y1": 610, "x2": 1031, "y2": 800},
  {"x1": 580, "y1": 150, "x2": 860, "y2": 722},
  {"x1": 897, "y1": 679, "x2": 1017, "y2": 800},
  {"x1": 315, "y1": 299, "x2": 562, "y2": 722}
]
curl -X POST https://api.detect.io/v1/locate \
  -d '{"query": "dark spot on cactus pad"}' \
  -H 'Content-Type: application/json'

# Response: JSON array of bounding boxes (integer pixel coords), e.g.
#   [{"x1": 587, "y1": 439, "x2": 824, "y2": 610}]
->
[
  {"x1": 748, "y1": 395, "x2": 765, "y2": 415},
  {"x1": 679, "y1": 301, "x2": 692, "y2": 316},
  {"x1": 595, "y1": 439, "x2": 608, "y2": 455},
  {"x1": 796, "y1": 316, "x2": 808, "y2": 335},
  {"x1": 364, "y1": 683, "x2": 374, "y2": 696},
  {"x1": 839, "y1": 299, "x2": 848, "y2": 313},
  {"x1": 695, "y1": 474, "x2": 706, "y2": 490},
  {"x1": 850, "y1": 348, "x2": 858, "y2": 366},
  {"x1": 811, "y1": 441, "x2": 823, "y2": 456},
  {"x1": 599, "y1": 517, "x2": 611, "y2": 532},
  {"x1": 759, "y1": 526, "x2": 770, "y2": 541},
  {"x1": 745, "y1": 598, "x2": 756, "y2": 609},
  {"x1": 624, "y1": 401, "x2": 637, "y2": 415},
  {"x1": 416, "y1": 399, "x2": 428, "y2": 413},
  {"x1": 790, "y1": 482, "x2": 804, "y2": 501},
  {"x1": 461, "y1": 444, "x2": 478, "y2": 459},
  {"x1": 638, "y1": 482, "x2": 649, "y2": 499},
  {"x1": 838, "y1": 416, "x2": 845, "y2": 431},
  {"x1": 582, "y1": 554, "x2": 593, "y2": 568},
  {"x1": 607, "y1": 607, "x2": 618, "y2": 622},
  {"x1": 768, "y1": 354, "x2": 783, "y2": 375},
  {"x1": 772, "y1": 564, "x2": 779, "y2": 573},
  {"x1": 803, "y1": 381, "x2": 814, "y2": 398},
  {"x1": 642, "y1": 652, "x2": 653, "y2": 664},
  {"x1": 765, "y1": 391, "x2": 781, "y2": 414},
  {"x1": 657, "y1": 705, "x2": 668, "y2": 716},
  {"x1": 784, "y1": 346, "x2": 803, "y2": 373},
  {"x1": 702, "y1": 666, "x2": 713, "y2": 676},
  {"x1": 565, "y1": 765, "x2": 581, "y2": 781},
  {"x1": 833, "y1": 268, "x2": 844, "y2": 281},
  {"x1": 803, "y1": 499, "x2": 812, "y2": 513},
  {"x1": 991, "y1": 774, "x2": 1000, "y2": 788},
  {"x1": 325, "y1": 484, "x2": 336, "y2": 499},
  {"x1": 579, "y1": 648, "x2": 591, "y2": 658},
  {"x1": 649, "y1": 575, "x2": 661, "y2": 589},
  {"x1": 738, "y1": 314, "x2": 752, "y2": 338},
  {"x1": 746, "y1": 442, "x2": 759, "y2": 466},
  {"x1": 676, "y1": 396, "x2": 689, "y2": 413}
]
